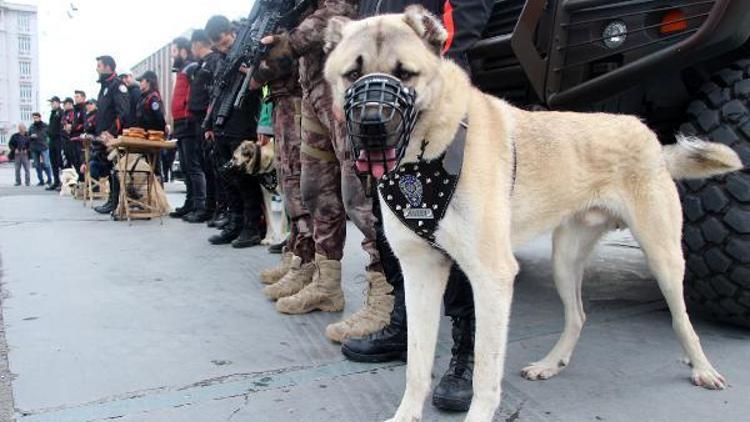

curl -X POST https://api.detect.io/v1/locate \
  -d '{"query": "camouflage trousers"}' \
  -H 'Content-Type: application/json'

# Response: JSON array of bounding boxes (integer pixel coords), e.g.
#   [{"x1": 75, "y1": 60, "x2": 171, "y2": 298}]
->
[
  {"x1": 274, "y1": 96, "x2": 315, "y2": 263},
  {"x1": 300, "y1": 82, "x2": 381, "y2": 271}
]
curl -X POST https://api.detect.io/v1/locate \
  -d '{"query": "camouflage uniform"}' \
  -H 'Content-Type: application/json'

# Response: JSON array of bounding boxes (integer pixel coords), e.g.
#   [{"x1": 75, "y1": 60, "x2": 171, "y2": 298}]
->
[
  {"x1": 260, "y1": 0, "x2": 393, "y2": 342},
  {"x1": 270, "y1": 73, "x2": 315, "y2": 263},
  {"x1": 289, "y1": 0, "x2": 381, "y2": 271}
]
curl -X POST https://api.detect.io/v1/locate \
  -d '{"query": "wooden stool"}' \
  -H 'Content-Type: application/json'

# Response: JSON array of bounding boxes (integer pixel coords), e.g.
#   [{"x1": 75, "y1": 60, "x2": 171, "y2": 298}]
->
[{"x1": 75, "y1": 136, "x2": 110, "y2": 207}]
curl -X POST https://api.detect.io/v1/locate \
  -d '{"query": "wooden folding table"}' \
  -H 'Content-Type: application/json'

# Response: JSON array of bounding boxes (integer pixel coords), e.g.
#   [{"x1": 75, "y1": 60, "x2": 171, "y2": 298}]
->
[{"x1": 109, "y1": 137, "x2": 176, "y2": 222}]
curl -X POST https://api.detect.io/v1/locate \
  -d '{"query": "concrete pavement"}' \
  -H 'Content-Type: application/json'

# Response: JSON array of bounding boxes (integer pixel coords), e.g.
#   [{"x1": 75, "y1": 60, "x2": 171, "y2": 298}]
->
[{"x1": 0, "y1": 163, "x2": 748, "y2": 422}]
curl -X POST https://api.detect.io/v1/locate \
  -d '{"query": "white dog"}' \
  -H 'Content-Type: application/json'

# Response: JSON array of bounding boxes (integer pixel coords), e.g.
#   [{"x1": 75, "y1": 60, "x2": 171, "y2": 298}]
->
[
  {"x1": 59, "y1": 168, "x2": 79, "y2": 197},
  {"x1": 324, "y1": 7, "x2": 742, "y2": 422}
]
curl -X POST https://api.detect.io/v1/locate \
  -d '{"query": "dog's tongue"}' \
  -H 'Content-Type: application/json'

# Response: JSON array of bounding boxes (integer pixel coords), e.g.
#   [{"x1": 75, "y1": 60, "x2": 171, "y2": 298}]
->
[{"x1": 356, "y1": 149, "x2": 398, "y2": 179}]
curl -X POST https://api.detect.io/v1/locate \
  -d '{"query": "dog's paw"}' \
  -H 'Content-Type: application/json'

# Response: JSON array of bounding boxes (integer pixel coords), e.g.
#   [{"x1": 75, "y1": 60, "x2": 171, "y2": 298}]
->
[
  {"x1": 691, "y1": 366, "x2": 727, "y2": 390},
  {"x1": 261, "y1": 238, "x2": 274, "y2": 246},
  {"x1": 521, "y1": 360, "x2": 567, "y2": 381}
]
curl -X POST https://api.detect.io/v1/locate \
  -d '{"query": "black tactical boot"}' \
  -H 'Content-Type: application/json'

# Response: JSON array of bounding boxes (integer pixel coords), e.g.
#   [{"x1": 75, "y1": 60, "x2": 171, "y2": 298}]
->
[
  {"x1": 210, "y1": 208, "x2": 230, "y2": 229},
  {"x1": 183, "y1": 208, "x2": 211, "y2": 223},
  {"x1": 341, "y1": 285, "x2": 407, "y2": 362},
  {"x1": 208, "y1": 214, "x2": 242, "y2": 245},
  {"x1": 94, "y1": 196, "x2": 114, "y2": 214},
  {"x1": 169, "y1": 203, "x2": 193, "y2": 219},
  {"x1": 432, "y1": 316, "x2": 475, "y2": 411},
  {"x1": 268, "y1": 238, "x2": 288, "y2": 254},
  {"x1": 206, "y1": 207, "x2": 222, "y2": 228},
  {"x1": 342, "y1": 197, "x2": 408, "y2": 361},
  {"x1": 231, "y1": 227, "x2": 262, "y2": 248},
  {"x1": 95, "y1": 176, "x2": 119, "y2": 214}
]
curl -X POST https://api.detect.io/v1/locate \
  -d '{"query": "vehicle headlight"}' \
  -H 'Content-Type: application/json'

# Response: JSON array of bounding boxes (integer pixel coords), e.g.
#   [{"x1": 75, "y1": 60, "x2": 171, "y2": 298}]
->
[{"x1": 602, "y1": 20, "x2": 627, "y2": 49}]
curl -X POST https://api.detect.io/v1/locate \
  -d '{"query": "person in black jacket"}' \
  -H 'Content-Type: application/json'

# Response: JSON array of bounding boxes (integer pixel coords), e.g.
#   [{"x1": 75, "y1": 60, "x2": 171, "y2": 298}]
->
[
  {"x1": 9, "y1": 124, "x2": 32, "y2": 186},
  {"x1": 135, "y1": 71, "x2": 166, "y2": 132},
  {"x1": 84, "y1": 99, "x2": 98, "y2": 136},
  {"x1": 120, "y1": 72, "x2": 142, "y2": 127},
  {"x1": 341, "y1": 0, "x2": 493, "y2": 413},
  {"x1": 68, "y1": 90, "x2": 88, "y2": 181},
  {"x1": 186, "y1": 29, "x2": 225, "y2": 224},
  {"x1": 95, "y1": 56, "x2": 131, "y2": 137},
  {"x1": 84, "y1": 100, "x2": 109, "y2": 182},
  {"x1": 55, "y1": 97, "x2": 76, "y2": 191},
  {"x1": 93, "y1": 55, "x2": 131, "y2": 215},
  {"x1": 47, "y1": 96, "x2": 64, "y2": 189},
  {"x1": 136, "y1": 70, "x2": 168, "y2": 180},
  {"x1": 204, "y1": 15, "x2": 265, "y2": 248}
]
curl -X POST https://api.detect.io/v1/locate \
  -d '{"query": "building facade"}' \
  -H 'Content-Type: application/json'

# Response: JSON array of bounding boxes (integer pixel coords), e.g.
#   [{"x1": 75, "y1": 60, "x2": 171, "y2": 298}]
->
[{"x1": 0, "y1": 1, "x2": 39, "y2": 146}]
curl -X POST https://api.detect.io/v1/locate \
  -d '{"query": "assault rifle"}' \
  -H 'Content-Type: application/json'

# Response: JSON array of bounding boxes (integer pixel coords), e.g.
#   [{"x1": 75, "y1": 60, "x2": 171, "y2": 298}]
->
[{"x1": 204, "y1": 0, "x2": 314, "y2": 129}]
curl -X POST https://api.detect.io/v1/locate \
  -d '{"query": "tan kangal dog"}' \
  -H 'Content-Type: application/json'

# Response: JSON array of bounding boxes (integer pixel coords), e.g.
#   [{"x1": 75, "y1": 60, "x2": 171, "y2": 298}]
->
[
  {"x1": 324, "y1": 6, "x2": 742, "y2": 422},
  {"x1": 230, "y1": 140, "x2": 288, "y2": 245}
]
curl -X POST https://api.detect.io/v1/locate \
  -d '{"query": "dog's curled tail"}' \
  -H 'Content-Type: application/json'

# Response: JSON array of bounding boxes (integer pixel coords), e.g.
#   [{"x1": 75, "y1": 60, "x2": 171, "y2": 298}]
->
[{"x1": 662, "y1": 134, "x2": 743, "y2": 180}]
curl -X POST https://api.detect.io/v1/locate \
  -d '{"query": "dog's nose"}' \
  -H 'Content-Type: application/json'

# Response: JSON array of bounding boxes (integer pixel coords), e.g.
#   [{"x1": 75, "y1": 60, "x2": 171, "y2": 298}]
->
[{"x1": 359, "y1": 105, "x2": 383, "y2": 123}]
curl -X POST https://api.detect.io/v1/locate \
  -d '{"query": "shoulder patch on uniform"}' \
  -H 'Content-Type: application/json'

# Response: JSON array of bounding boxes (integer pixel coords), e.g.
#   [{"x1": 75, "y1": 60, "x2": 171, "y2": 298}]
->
[
  {"x1": 119, "y1": 84, "x2": 128, "y2": 94},
  {"x1": 151, "y1": 102, "x2": 160, "y2": 111}
]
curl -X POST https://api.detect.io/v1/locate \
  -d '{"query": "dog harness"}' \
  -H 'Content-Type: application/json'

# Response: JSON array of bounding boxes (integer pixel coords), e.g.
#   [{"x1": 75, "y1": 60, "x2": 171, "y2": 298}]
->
[
  {"x1": 259, "y1": 172, "x2": 278, "y2": 193},
  {"x1": 378, "y1": 120, "x2": 517, "y2": 249}
]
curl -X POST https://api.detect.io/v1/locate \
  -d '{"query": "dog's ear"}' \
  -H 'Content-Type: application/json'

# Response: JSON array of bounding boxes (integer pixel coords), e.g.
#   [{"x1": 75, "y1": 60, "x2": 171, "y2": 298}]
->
[
  {"x1": 403, "y1": 5, "x2": 447, "y2": 56},
  {"x1": 325, "y1": 16, "x2": 351, "y2": 54}
]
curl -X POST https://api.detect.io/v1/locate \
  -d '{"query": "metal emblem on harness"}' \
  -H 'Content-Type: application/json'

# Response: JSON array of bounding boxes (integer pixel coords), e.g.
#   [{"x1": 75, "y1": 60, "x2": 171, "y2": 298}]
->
[{"x1": 399, "y1": 174, "x2": 434, "y2": 220}]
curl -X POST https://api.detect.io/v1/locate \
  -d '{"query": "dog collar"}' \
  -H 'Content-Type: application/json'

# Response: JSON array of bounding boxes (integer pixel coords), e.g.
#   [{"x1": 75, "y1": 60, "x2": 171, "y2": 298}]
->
[{"x1": 379, "y1": 119, "x2": 468, "y2": 248}]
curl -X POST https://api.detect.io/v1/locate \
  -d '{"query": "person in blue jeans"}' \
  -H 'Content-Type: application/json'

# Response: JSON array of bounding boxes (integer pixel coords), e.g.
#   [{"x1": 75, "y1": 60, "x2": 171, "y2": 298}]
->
[{"x1": 29, "y1": 112, "x2": 53, "y2": 186}]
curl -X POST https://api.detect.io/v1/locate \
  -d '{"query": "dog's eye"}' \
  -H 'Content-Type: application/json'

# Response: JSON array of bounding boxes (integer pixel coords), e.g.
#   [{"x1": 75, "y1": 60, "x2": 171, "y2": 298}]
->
[
  {"x1": 395, "y1": 69, "x2": 419, "y2": 82},
  {"x1": 344, "y1": 69, "x2": 361, "y2": 82}
]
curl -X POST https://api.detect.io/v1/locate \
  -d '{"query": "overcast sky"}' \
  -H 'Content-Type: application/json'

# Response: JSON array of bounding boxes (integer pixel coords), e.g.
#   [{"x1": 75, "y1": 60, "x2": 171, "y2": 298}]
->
[{"x1": 17, "y1": 0, "x2": 253, "y2": 113}]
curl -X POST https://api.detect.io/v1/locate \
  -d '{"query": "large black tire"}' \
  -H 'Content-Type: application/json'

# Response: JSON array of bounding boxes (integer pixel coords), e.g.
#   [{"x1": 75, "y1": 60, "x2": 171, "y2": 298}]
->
[{"x1": 678, "y1": 59, "x2": 750, "y2": 327}]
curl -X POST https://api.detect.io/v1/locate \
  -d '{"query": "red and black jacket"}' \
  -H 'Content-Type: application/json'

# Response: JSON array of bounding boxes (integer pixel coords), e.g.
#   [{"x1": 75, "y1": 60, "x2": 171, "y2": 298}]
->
[
  {"x1": 172, "y1": 61, "x2": 199, "y2": 138},
  {"x1": 61, "y1": 109, "x2": 75, "y2": 139},
  {"x1": 358, "y1": 0, "x2": 494, "y2": 71},
  {"x1": 95, "y1": 73, "x2": 131, "y2": 136},
  {"x1": 171, "y1": 63, "x2": 194, "y2": 121}
]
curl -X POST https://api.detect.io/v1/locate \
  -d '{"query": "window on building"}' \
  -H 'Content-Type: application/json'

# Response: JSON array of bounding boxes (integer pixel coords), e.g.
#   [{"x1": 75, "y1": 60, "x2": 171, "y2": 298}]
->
[
  {"x1": 18, "y1": 14, "x2": 31, "y2": 33},
  {"x1": 19, "y1": 61, "x2": 31, "y2": 78},
  {"x1": 18, "y1": 35, "x2": 31, "y2": 55},
  {"x1": 20, "y1": 105, "x2": 33, "y2": 122},
  {"x1": 20, "y1": 83, "x2": 32, "y2": 102}
]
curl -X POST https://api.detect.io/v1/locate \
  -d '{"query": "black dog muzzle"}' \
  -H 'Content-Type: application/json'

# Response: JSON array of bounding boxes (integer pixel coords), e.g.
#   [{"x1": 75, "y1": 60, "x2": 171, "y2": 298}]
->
[{"x1": 344, "y1": 73, "x2": 417, "y2": 179}]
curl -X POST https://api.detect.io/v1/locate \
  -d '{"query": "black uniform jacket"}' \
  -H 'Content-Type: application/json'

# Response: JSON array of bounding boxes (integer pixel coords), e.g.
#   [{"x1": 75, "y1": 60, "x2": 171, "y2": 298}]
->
[
  {"x1": 95, "y1": 73, "x2": 131, "y2": 136},
  {"x1": 136, "y1": 90, "x2": 167, "y2": 132}
]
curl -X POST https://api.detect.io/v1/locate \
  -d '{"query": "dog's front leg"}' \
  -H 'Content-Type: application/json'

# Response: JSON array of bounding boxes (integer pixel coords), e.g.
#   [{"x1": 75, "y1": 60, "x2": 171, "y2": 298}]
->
[
  {"x1": 464, "y1": 259, "x2": 516, "y2": 422},
  {"x1": 387, "y1": 246, "x2": 451, "y2": 422},
  {"x1": 443, "y1": 218, "x2": 518, "y2": 422}
]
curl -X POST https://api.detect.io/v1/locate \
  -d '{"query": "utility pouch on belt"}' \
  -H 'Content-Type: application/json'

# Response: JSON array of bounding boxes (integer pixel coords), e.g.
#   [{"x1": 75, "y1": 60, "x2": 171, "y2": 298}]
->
[{"x1": 300, "y1": 108, "x2": 336, "y2": 162}]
